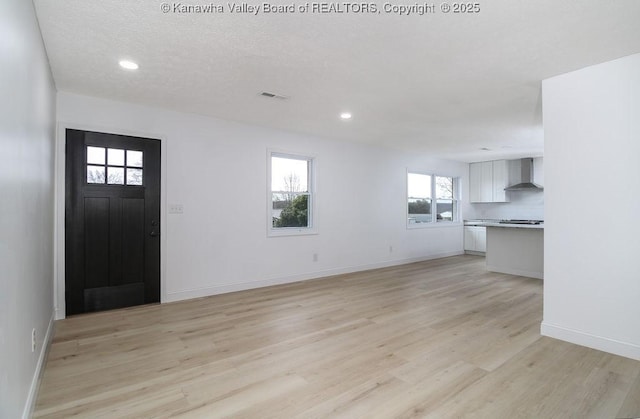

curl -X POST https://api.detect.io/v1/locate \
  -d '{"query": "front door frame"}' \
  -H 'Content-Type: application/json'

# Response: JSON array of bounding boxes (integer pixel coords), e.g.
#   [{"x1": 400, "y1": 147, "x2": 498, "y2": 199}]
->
[{"x1": 54, "y1": 121, "x2": 167, "y2": 319}]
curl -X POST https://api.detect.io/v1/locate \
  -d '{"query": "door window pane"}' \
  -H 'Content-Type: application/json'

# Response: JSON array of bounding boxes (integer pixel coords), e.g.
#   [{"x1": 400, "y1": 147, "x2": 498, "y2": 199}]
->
[
  {"x1": 108, "y1": 148, "x2": 125, "y2": 166},
  {"x1": 126, "y1": 168, "x2": 143, "y2": 185},
  {"x1": 87, "y1": 165, "x2": 105, "y2": 183},
  {"x1": 87, "y1": 147, "x2": 105, "y2": 165},
  {"x1": 127, "y1": 150, "x2": 143, "y2": 167},
  {"x1": 107, "y1": 167, "x2": 124, "y2": 185}
]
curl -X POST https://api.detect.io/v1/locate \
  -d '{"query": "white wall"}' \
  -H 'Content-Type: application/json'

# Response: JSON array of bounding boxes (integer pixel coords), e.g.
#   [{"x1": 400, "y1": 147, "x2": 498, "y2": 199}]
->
[
  {"x1": 468, "y1": 158, "x2": 545, "y2": 221},
  {"x1": 0, "y1": 0, "x2": 57, "y2": 417},
  {"x1": 55, "y1": 92, "x2": 470, "y2": 312},
  {"x1": 542, "y1": 53, "x2": 640, "y2": 360}
]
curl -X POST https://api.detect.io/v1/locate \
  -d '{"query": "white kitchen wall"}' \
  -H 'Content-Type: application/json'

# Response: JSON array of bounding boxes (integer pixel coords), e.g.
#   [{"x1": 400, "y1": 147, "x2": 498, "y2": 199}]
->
[
  {"x1": 0, "y1": 0, "x2": 57, "y2": 417},
  {"x1": 55, "y1": 92, "x2": 470, "y2": 312},
  {"x1": 542, "y1": 53, "x2": 640, "y2": 360},
  {"x1": 467, "y1": 158, "x2": 544, "y2": 220}
]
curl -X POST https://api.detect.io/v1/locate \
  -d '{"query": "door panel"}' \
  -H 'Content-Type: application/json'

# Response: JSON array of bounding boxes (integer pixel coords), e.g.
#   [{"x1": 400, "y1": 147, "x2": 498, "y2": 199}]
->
[
  {"x1": 84, "y1": 197, "x2": 110, "y2": 288},
  {"x1": 66, "y1": 129, "x2": 160, "y2": 315},
  {"x1": 121, "y1": 198, "x2": 145, "y2": 284},
  {"x1": 83, "y1": 283, "x2": 145, "y2": 313}
]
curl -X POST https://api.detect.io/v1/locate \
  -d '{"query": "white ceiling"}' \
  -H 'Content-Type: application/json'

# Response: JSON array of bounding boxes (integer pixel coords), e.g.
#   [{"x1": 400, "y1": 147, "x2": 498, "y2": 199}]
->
[{"x1": 34, "y1": 0, "x2": 640, "y2": 162}]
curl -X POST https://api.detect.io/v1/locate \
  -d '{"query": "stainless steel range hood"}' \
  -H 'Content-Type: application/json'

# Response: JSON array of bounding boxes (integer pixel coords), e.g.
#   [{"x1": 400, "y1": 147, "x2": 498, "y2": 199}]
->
[{"x1": 504, "y1": 158, "x2": 543, "y2": 191}]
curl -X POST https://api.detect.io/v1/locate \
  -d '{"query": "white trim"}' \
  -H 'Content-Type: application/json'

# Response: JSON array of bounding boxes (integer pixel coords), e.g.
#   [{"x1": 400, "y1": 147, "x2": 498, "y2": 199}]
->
[
  {"x1": 486, "y1": 265, "x2": 543, "y2": 279},
  {"x1": 268, "y1": 227, "x2": 319, "y2": 237},
  {"x1": 465, "y1": 250, "x2": 486, "y2": 256},
  {"x1": 541, "y1": 322, "x2": 640, "y2": 361},
  {"x1": 54, "y1": 121, "x2": 168, "y2": 319},
  {"x1": 22, "y1": 312, "x2": 55, "y2": 419},
  {"x1": 164, "y1": 251, "x2": 464, "y2": 302},
  {"x1": 407, "y1": 221, "x2": 464, "y2": 230}
]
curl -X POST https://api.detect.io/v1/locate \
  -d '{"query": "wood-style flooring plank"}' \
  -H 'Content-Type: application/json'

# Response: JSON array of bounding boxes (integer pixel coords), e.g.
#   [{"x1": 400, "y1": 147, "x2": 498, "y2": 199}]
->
[{"x1": 34, "y1": 255, "x2": 640, "y2": 418}]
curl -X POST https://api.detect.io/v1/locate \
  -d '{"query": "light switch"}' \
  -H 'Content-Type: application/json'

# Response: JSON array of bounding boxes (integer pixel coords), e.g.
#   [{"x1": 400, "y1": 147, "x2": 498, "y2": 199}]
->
[{"x1": 169, "y1": 204, "x2": 184, "y2": 214}]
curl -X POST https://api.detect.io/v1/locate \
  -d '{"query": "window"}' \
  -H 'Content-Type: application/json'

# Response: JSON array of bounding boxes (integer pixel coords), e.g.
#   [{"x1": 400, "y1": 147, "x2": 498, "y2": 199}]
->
[
  {"x1": 407, "y1": 173, "x2": 432, "y2": 224},
  {"x1": 269, "y1": 152, "x2": 314, "y2": 235},
  {"x1": 87, "y1": 146, "x2": 143, "y2": 186},
  {"x1": 407, "y1": 171, "x2": 458, "y2": 226},
  {"x1": 435, "y1": 176, "x2": 456, "y2": 222}
]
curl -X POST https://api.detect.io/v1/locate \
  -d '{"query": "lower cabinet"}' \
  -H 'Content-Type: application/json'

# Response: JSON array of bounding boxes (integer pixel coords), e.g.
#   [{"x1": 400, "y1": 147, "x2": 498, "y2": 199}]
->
[{"x1": 464, "y1": 226, "x2": 486, "y2": 253}]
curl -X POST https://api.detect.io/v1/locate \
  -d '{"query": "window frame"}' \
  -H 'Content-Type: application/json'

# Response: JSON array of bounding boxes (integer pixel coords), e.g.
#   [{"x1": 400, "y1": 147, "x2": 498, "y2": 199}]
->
[
  {"x1": 86, "y1": 145, "x2": 144, "y2": 187},
  {"x1": 267, "y1": 150, "x2": 317, "y2": 237},
  {"x1": 406, "y1": 169, "x2": 460, "y2": 228}
]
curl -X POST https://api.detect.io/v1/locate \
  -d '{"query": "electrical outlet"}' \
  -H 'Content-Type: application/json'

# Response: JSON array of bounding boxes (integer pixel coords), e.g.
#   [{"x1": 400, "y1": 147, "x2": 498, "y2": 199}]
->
[
  {"x1": 313, "y1": 253, "x2": 318, "y2": 262},
  {"x1": 31, "y1": 328, "x2": 36, "y2": 353},
  {"x1": 389, "y1": 245, "x2": 393, "y2": 253}
]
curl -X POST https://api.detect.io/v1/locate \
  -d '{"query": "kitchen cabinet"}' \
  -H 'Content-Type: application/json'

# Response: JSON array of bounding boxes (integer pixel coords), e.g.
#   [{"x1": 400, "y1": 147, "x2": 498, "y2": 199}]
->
[
  {"x1": 469, "y1": 160, "x2": 510, "y2": 203},
  {"x1": 469, "y1": 161, "x2": 492, "y2": 202},
  {"x1": 492, "y1": 160, "x2": 509, "y2": 202},
  {"x1": 464, "y1": 226, "x2": 486, "y2": 253}
]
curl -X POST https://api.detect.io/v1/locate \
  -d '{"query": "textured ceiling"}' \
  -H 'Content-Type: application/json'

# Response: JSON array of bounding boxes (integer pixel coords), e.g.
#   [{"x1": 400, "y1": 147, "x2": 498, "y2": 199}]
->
[{"x1": 34, "y1": 0, "x2": 640, "y2": 162}]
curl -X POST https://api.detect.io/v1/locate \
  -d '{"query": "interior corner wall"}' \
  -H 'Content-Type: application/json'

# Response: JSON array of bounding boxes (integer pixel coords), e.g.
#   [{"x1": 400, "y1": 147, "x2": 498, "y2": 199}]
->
[
  {"x1": 541, "y1": 53, "x2": 640, "y2": 360},
  {"x1": 0, "y1": 0, "x2": 57, "y2": 417},
  {"x1": 55, "y1": 91, "x2": 469, "y2": 310}
]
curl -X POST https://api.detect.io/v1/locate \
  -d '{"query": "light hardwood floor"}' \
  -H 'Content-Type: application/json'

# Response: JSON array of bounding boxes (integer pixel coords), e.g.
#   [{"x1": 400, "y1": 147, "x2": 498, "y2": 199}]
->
[{"x1": 34, "y1": 255, "x2": 640, "y2": 418}]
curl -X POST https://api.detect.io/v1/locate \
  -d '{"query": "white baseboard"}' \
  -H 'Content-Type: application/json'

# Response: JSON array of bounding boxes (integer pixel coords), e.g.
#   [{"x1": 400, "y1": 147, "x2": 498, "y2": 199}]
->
[
  {"x1": 464, "y1": 250, "x2": 485, "y2": 256},
  {"x1": 165, "y1": 251, "x2": 464, "y2": 303},
  {"x1": 54, "y1": 306, "x2": 64, "y2": 320},
  {"x1": 22, "y1": 312, "x2": 55, "y2": 419},
  {"x1": 541, "y1": 321, "x2": 640, "y2": 361},
  {"x1": 487, "y1": 265, "x2": 543, "y2": 280}
]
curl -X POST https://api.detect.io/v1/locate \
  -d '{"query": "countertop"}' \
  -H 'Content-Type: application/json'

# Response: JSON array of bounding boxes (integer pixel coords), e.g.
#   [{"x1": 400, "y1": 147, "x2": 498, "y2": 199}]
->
[{"x1": 464, "y1": 220, "x2": 544, "y2": 229}]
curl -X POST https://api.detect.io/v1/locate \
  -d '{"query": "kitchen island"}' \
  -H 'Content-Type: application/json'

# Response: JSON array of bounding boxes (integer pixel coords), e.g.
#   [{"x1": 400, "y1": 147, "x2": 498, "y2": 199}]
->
[{"x1": 484, "y1": 223, "x2": 544, "y2": 279}]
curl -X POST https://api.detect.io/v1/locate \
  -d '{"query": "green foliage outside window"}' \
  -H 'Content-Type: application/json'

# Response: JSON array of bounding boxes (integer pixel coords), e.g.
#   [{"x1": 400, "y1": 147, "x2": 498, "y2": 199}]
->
[
  {"x1": 274, "y1": 195, "x2": 308, "y2": 227},
  {"x1": 408, "y1": 199, "x2": 431, "y2": 214}
]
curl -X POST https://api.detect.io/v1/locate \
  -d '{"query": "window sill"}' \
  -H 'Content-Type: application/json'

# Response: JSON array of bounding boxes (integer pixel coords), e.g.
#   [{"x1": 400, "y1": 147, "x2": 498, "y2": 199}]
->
[
  {"x1": 407, "y1": 221, "x2": 463, "y2": 230},
  {"x1": 268, "y1": 227, "x2": 318, "y2": 237}
]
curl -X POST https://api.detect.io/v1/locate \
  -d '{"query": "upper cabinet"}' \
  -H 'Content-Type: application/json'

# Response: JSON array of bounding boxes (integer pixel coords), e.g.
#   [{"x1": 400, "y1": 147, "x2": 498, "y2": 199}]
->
[
  {"x1": 492, "y1": 160, "x2": 509, "y2": 202},
  {"x1": 469, "y1": 160, "x2": 510, "y2": 203},
  {"x1": 469, "y1": 161, "x2": 492, "y2": 202}
]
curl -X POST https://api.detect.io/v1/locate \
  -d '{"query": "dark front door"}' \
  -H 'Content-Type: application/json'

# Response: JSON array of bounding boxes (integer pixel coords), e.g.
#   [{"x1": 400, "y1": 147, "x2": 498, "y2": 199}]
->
[{"x1": 65, "y1": 129, "x2": 161, "y2": 315}]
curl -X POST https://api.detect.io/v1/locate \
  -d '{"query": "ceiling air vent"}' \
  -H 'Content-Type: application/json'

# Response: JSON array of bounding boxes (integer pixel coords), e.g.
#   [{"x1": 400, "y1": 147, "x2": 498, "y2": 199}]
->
[{"x1": 259, "y1": 91, "x2": 288, "y2": 100}]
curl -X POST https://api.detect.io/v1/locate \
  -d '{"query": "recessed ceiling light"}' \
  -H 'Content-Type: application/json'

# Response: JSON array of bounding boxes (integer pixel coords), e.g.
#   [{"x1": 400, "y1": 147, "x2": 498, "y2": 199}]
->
[
  {"x1": 340, "y1": 112, "x2": 352, "y2": 120},
  {"x1": 119, "y1": 60, "x2": 139, "y2": 70}
]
